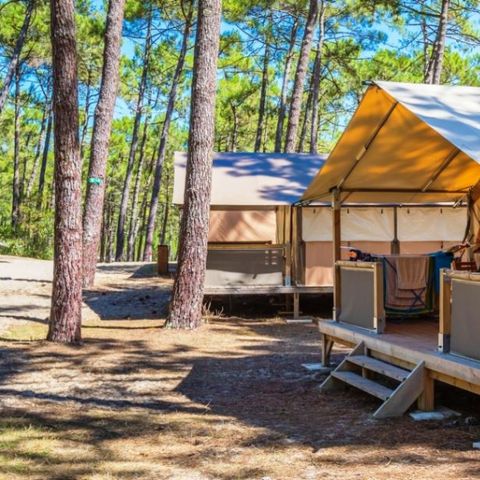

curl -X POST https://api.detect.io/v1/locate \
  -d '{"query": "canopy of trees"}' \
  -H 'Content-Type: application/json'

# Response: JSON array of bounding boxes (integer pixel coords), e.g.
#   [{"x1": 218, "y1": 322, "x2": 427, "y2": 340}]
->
[{"x1": 0, "y1": 0, "x2": 479, "y2": 262}]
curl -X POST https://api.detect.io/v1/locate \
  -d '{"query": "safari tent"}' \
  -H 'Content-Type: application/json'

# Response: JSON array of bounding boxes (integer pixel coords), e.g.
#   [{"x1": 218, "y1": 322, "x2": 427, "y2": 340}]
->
[
  {"x1": 173, "y1": 152, "x2": 328, "y2": 299},
  {"x1": 302, "y1": 81, "x2": 480, "y2": 418},
  {"x1": 174, "y1": 151, "x2": 467, "y2": 293}
]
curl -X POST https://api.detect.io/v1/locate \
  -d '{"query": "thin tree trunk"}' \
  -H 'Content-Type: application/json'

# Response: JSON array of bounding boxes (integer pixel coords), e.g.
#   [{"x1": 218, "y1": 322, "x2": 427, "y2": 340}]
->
[
  {"x1": 26, "y1": 100, "x2": 50, "y2": 197},
  {"x1": 274, "y1": 19, "x2": 298, "y2": 153},
  {"x1": 0, "y1": 0, "x2": 34, "y2": 114},
  {"x1": 82, "y1": 0, "x2": 125, "y2": 286},
  {"x1": 254, "y1": 30, "x2": 270, "y2": 152},
  {"x1": 309, "y1": 1, "x2": 325, "y2": 154},
  {"x1": 143, "y1": 3, "x2": 193, "y2": 262},
  {"x1": 230, "y1": 104, "x2": 238, "y2": 151},
  {"x1": 47, "y1": 0, "x2": 83, "y2": 343},
  {"x1": 166, "y1": 0, "x2": 221, "y2": 329},
  {"x1": 135, "y1": 176, "x2": 152, "y2": 260},
  {"x1": 37, "y1": 110, "x2": 53, "y2": 208},
  {"x1": 79, "y1": 67, "x2": 94, "y2": 160},
  {"x1": 127, "y1": 115, "x2": 149, "y2": 260},
  {"x1": 432, "y1": 0, "x2": 449, "y2": 84},
  {"x1": 424, "y1": 0, "x2": 449, "y2": 84},
  {"x1": 297, "y1": 82, "x2": 313, "y2": 153},
  {"x1": 116, "y1": 5, "x2": 152, "y2": 261},
  {"x1": 160, "y1": 172, "x2": 170, "y2": 245},
  {"x1": 284, "y1": 0, "x2": 319, "y2": 153},
  {"x1": 11, "y1": 67, "x2": 21, "y2": 230}
]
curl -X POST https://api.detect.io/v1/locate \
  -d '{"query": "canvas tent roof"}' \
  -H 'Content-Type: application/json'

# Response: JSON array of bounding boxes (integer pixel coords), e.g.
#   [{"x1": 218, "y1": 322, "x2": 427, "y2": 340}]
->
[
  {"x1": 302, "y1": 81, "x2": 480, "y2": 204},
  {"x1": 174, "y1": 151, "x2": 327, "y2": 206}
]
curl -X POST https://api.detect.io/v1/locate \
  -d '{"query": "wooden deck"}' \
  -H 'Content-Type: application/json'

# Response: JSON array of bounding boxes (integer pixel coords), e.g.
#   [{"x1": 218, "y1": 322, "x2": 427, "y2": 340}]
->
[
  {"x1": 204, "y1": 285, "x2": 332, "y2": 295},
  {"x1": 318, "y1": 318, "x2": 480, "y2": 399}
]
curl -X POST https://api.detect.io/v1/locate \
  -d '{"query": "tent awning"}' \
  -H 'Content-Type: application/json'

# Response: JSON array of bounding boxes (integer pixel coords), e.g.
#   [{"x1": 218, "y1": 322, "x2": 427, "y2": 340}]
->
[{"x1": 302, "y1": 81, "x2": 480, "y2": 204}]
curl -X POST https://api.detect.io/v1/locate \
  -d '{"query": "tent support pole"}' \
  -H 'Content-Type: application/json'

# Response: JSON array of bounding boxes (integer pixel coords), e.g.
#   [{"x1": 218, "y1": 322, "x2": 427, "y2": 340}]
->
[
  {"x1": 392, "y1": 206, "x2": 400, "y2": 254},
  {"x1": 332, "y1": 189, "x2": 341, "y2": 322}
]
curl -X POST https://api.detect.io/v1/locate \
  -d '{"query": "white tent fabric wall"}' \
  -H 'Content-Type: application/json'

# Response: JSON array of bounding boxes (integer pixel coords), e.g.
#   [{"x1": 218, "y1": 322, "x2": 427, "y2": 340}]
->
[
  {"x1": 397, "y1": 207, "x2": 467, "y2": 241},
  {"x1": 302, "y1": 206, "x2": 466, "y2": 242},
  {"x1": 302, "y1": 206, "x2": 467, "y2": 286},
  {"x1": 302, "y1": 207, "x2": 395, "y2": 242}
]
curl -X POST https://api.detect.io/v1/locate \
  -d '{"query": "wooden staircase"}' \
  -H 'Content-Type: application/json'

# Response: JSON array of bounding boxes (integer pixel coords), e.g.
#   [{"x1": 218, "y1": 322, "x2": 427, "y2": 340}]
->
[{"x1": 319, "y1": 341, "x2": 425, "y2": 419}]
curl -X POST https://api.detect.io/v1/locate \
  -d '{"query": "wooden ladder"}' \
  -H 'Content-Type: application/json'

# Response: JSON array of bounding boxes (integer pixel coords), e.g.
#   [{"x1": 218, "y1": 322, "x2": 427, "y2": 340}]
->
[{"x1": 319, "y1": 341, "x2": 425, "y2": 419}]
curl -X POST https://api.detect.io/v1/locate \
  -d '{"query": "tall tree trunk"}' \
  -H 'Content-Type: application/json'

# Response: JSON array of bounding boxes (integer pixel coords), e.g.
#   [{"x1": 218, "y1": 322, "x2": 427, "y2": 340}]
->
[
  {"x1": 142, "y1": 3, "x2": 193, "y2": 262},
  {"x1": 297, "y1": 81, "x2": 313, "y2": 153},
  {"x1": 0, "y1": 0, "x2": 34, "y2": 114},
  {"x1": 160, "y1": 171, "x2": 171, "y2": 245},
  {"x1": 284, "y1": 0, "x2": 319, "y2": 153},
  {"x1": 79, "y1": 67, "x2": 94, "y2": 160},
  {"x1": 166, "y1": 0, "x2": 221, "y2": 329},
  {"x1": 116, "y1": 5, "x2": 152, "y2": 261},
  {"x1": 309, "y1": 1, "x2": 325, "y2": 154},
  {"x1": 230, "y1": 103, "x2": 238, "y2": 152},
  {"x1": 254, "y1": 31, "x2": 270, "y2": 152},
  {"x1": 425, "y1": 0, "x2": 450, "y2": 84},
  {"x1": 432, "y1": 0, "x2": 449, "y2": 84},
  {"x1": 37, "y1": 110, "x2": 53, "y2": 208},
  {"x1": 11, "y1": 67, "x2": 22, "y2": 230},
  {"x1": 274, "y1": 19, "x2": 298, "y2": 153},
  {"x1": 26, "y1": 100, "x2": 50, "y2": 197},
  {"x1": 127, "y1": 114, "x2": 149, "y2": 260},
  {"x1": 82, "y1": 0, "x2": 125, "y2": 286},
  {"x1": 47, "y1": 0, "x2": 83, "y2": 343}
]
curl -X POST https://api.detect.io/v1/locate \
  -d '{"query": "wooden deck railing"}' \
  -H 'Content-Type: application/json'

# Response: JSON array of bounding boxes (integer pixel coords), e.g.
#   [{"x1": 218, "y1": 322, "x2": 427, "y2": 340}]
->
[
  {"x1": 334, "y1": 260, "x2": 385, "y2": 333},
  {"x1": 439, "y1": 269, "x2": 480, "y2": 361}
]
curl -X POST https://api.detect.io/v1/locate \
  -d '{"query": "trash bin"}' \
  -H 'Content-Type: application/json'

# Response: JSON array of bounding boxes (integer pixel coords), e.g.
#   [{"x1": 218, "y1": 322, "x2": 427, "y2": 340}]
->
[{"x1": 157, "y1": 245, "x2": 169, "y2": 275}]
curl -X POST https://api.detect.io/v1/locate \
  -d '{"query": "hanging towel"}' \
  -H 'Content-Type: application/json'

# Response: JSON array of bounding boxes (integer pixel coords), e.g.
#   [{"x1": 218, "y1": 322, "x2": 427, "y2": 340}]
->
[{"x1": 396, "y1": 255, "x2": 429, "y2": 291}]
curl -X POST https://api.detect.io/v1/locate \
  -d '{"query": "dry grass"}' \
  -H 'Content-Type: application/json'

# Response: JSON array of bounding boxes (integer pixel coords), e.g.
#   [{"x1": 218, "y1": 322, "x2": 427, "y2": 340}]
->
[{"x1": 0, "y1": 259, "x2": 480, "y2": 479}]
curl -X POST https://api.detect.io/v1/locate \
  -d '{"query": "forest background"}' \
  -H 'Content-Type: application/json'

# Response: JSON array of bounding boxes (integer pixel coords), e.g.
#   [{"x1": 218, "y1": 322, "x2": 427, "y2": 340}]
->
[{"x1": 0, "y1": 0, "x2": 479, "y2": 262}]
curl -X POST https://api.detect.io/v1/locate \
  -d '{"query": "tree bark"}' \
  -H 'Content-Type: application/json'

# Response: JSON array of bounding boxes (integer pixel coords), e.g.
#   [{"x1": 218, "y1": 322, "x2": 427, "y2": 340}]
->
[
  {"x1": 284, "y1": 0, "x2": 319, "y2": 153},
  {"x1": 115, "y1": 5, "x2": 152, "y2": 261},
  {"x1": 37, "y1": 110, "x2": 52, "y2": 208},
  {"x1": 11, "y1": 67, "x2": 21, "y2": 231},
  {"x1": 160, "y1": 171, "x2": 171, "y2": 245},
  {"x1": 142, "y1": 3, "x2": 193, "y2": 262},
  {"x1": 424, "y1": 0, "x2": 449, "y2": 84},
  {"x1": 26, "y1": 100, "x2": 50, "y2": 197},
  {"x1": 431, "y1": 0, "x2": 449, "y2": 84},
  {"x1": 309, "y1": 1, "x2": 325, "y2": 154},
  {"x1": 254, "y1": 29, "x2": 270, "y2": 152},
  {"x1": 274, "y1": 18, "x2": 298, "y2": 153},
  {"x1": 127, "y1": 114, "x2": 149, "y2": 261},
  {"x1": 82, "y1": 0, "x2": 125, "y2": 286},
  {"x1": 47, "y1": 0, "x2": 83, "y2": 343},
  {"x1": 0, "y1": 0, "x2": 34, "y2": 114},
  {"x1": 166, "y1": 0, "x2": 221, "y2": 329},
  {"x1": 79, "y1": 67, "x2": 94, "y2": 161},
  {"x1": 297, "y1": 80, "x2": 313, "y2": 153}
]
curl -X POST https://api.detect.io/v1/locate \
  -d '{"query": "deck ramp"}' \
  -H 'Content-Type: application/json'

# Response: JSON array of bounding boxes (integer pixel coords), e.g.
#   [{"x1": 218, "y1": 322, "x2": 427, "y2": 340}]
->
[{"x1": 319, "y1": 341, "x2": 425, "y2": 418}]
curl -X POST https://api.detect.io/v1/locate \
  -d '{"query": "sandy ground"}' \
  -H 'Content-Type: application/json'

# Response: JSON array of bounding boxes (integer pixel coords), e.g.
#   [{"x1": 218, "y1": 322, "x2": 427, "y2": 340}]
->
[{"x1": 0, "y1": 256, "x2": 480, "y2": 479}]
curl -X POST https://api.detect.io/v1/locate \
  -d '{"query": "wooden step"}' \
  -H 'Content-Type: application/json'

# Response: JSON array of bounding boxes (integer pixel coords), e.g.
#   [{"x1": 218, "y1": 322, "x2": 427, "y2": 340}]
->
[
  {"x1": 331, "y1": 371, "x2": 393, "y2": 401},
  {"x1": 347, "y1": 355, "x2": 409, "y2": 382}
]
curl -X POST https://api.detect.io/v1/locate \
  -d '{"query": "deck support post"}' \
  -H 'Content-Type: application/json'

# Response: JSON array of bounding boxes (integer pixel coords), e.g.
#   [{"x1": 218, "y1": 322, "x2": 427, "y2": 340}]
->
[
  {"x1": 321, "y1": 334, "x2": 333, "y2": 367},
  {"x1": 293, "y1": 292, "x2": 300, "y2": 319},
  {"x1": 373, "y1": 262, "x2": 385, "y2": 333},
  {"x1": 438, "y1": 269, "x2": 452, "y2": 353},
  {"x1": 417, "y1": 371, "x2": 435, "y2": 411},
  {"x1": 332, "y1": 189, "x2": 341, "y2": 321}
]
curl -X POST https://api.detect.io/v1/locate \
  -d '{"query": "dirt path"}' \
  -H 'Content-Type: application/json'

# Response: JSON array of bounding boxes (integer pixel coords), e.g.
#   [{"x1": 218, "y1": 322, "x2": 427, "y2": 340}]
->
[{"x1": 0, "y1": 256, "x2": 479, "y2": 479}]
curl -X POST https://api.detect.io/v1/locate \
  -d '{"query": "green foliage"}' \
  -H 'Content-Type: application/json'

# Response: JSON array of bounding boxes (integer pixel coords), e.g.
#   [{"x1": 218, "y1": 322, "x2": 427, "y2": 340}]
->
[{"x1": 0, "y1": 0, "x2": 479, "y2": 260}]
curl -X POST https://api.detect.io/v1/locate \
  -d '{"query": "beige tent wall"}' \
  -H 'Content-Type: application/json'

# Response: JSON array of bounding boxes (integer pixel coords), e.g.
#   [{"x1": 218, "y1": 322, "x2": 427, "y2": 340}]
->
[
  {"x1": 208, "y1": 209, "x2": 277, "y2": 243},
  {"x1": 304, "y1": 241, "x2": 391, "y2": 286},
  {"x1": 302, "y1": 206, "x2": 466, "y2": 286}
]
